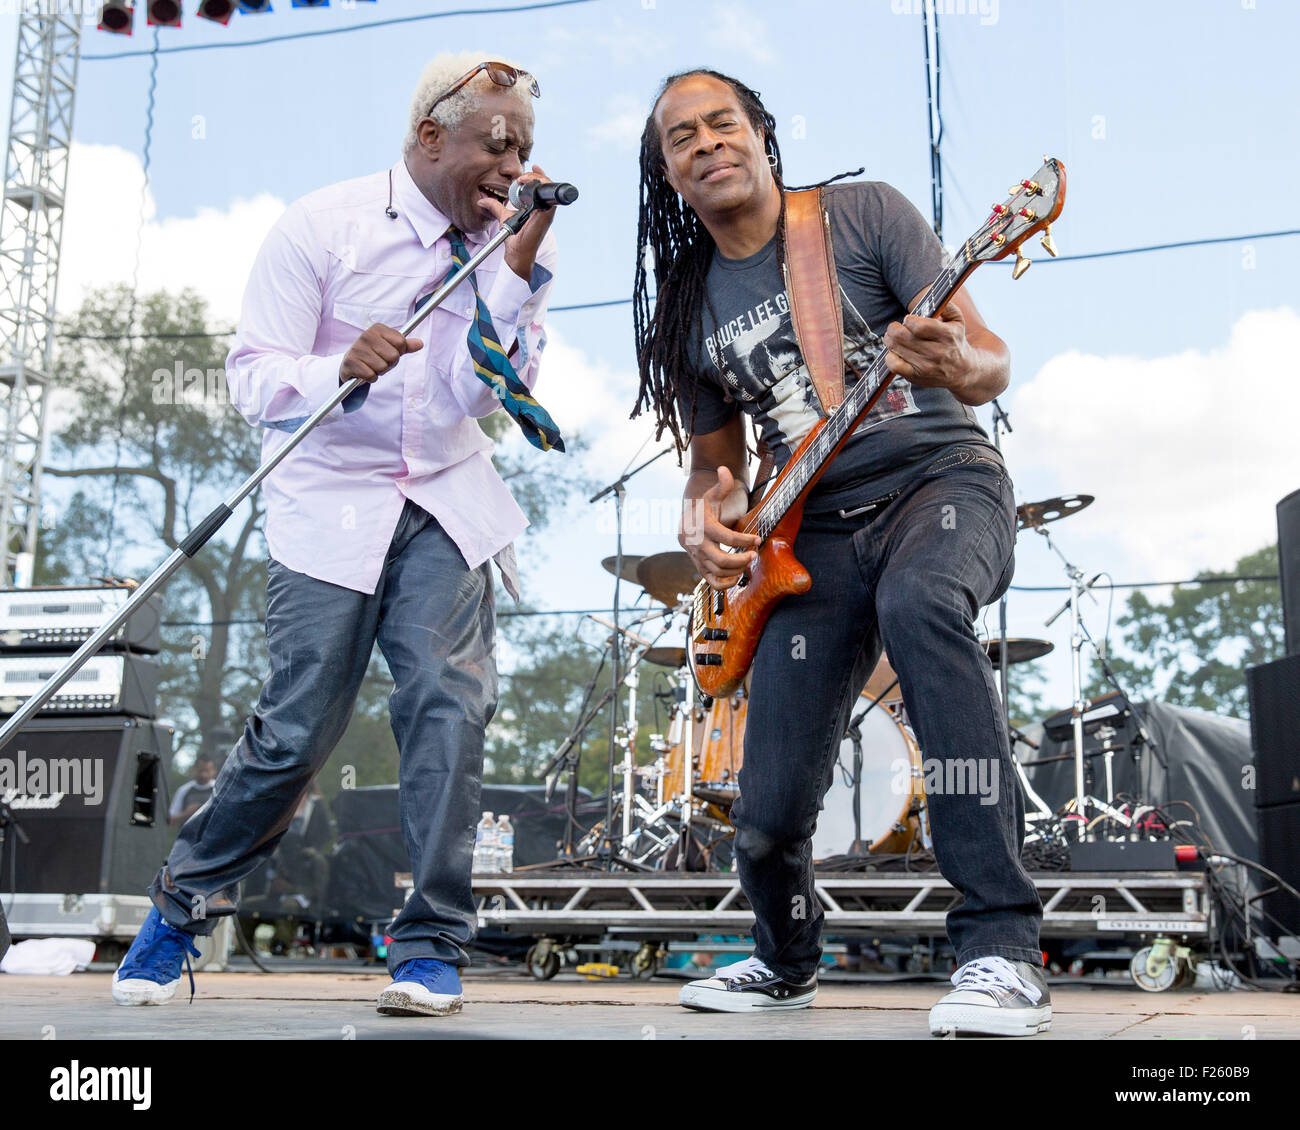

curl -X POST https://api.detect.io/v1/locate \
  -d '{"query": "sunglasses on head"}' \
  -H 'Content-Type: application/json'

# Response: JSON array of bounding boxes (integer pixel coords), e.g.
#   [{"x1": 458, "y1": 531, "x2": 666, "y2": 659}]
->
[{"x1": 427, "y1": 61, "x2": 541, "y2": 117}]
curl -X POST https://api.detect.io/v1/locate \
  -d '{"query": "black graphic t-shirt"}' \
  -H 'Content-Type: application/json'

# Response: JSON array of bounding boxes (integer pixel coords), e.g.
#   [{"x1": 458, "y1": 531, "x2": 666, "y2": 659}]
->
[{"x1": 676, "y1": 181, "x2": 1002, "y2": 506}]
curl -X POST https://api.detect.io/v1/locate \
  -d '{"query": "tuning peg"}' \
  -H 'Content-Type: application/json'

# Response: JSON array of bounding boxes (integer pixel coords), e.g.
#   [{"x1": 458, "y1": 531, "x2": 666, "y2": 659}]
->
[
  {"x1": 1039, "y1": 224, "x2": 1058, "y2": 257},
  {"x1": 1012, "y1": 249, "x2": 1032, "y2": 280}
]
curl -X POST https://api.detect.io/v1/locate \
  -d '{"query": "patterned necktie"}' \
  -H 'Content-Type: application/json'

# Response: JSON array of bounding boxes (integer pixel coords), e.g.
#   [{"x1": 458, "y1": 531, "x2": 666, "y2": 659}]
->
[{"x1": 446, "y1": 227, "x2": 565, "y2": 453}]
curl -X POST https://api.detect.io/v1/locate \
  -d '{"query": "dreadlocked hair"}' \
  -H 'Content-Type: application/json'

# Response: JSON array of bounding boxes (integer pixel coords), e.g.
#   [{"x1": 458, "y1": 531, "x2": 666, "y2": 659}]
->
[{"x1": 631, "y1": 70, "x2": 785, "y2": 452}]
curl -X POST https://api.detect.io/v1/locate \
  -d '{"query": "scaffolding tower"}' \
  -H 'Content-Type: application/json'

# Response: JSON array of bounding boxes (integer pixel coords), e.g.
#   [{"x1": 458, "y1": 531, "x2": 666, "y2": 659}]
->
[{"x1": 0, "y1": 12, "x2": 80, "y2": 586}]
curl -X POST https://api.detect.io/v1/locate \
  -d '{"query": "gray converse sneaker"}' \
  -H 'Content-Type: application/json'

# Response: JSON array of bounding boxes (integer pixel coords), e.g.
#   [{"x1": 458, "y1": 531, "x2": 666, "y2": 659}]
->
[
  {"x1": 678, "y1": 955, "x2": 817, "y2": 1013},
  {"x1": 928, "y1": 956, "x2": 1052, "y2": 1036}
]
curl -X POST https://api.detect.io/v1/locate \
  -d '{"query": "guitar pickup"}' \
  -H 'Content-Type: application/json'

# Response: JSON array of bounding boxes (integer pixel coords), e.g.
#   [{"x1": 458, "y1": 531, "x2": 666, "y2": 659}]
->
[
  {"x1": 694, "y1": 653, "x2": 723, "y2": 666},
  {"x1": 700, "y1": 628, "x2": 728, "y2": 641},
  {"x1": 712, "y1": 591, "x2": 726, "y2": 616}
]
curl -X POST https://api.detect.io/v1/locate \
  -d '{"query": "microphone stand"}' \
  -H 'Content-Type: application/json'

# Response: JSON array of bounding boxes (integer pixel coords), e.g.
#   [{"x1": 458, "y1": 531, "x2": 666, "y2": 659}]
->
[
  {"x1": 844, "y1": 676, "x2": 899, "y2": 854},
  {"x1": 0, "y1": 203, "x2": 545, "y2": 755},
  {"x1": 587, "y1": 447, "x2": 672, "y2": 871}
]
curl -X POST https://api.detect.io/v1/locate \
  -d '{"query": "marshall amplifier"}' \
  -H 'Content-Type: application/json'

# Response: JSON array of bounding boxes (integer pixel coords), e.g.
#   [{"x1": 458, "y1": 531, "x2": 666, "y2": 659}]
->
[
  {"x1": 0, "y1": 716, "x2": 174, "y2": 895},
  {"x1": 0, "y1": 653, "x2": 160, "y2": 719},
  {"x1": 0, "y1": 585, "x2": 162, "y2": 654}
]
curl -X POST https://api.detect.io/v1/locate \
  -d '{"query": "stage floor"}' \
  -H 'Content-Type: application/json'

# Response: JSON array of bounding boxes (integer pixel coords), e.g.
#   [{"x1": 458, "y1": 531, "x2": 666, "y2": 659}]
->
[{"x1": 3, "y1": 969, "x2": 1297, "y2": 1040}]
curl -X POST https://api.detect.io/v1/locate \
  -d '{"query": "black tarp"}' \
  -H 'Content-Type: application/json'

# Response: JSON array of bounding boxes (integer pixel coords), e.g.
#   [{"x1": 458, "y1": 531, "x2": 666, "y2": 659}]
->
[
  {"x1": 325, "y1": 783, "x2": 596, "y2": 925},
  {"x1": 1017, "y1": 700, "x2": 1256, "y2": 859}
]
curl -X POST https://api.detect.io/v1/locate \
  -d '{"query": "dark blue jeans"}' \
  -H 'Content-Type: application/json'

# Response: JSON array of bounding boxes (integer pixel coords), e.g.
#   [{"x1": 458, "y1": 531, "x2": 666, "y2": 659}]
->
[
  {"x1": 149, "y1": 499, "x2": 497, "y2": 974},
  {"x1": 732, "y1": 450, "x2": 1043, "y2": 980}
]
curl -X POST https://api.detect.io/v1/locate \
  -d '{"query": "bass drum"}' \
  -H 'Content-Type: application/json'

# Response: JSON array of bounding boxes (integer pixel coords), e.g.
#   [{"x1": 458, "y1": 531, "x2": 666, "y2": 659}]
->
[{"x1": 812, "y1": 703, "x2": 930, "y2": 861}]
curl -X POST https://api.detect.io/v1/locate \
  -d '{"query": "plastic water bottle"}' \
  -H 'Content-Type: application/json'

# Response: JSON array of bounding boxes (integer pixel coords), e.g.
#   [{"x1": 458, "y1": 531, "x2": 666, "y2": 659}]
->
[
  {"x1": 473, "y1": 811, "x2": 497, "y2": 874},
  {"x1": 495, "y1": 813, "x2": 515, "y2": 873}
]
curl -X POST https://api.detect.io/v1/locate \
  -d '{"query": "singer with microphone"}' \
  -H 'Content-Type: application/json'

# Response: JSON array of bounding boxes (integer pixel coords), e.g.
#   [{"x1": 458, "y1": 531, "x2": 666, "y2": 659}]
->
[{"x1": 110, "y1": 52, "x2": 569, "y2": 1018}]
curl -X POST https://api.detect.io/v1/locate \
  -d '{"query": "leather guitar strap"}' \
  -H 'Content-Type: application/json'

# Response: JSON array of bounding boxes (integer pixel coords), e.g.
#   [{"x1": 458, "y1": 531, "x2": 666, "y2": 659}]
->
[{"x1": 782, "y1": 187, "x2": 845, "y2": 414}]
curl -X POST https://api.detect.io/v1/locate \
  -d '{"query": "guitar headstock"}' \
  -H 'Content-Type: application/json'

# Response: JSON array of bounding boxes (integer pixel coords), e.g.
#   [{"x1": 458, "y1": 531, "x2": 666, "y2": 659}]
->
[{"x1": 965, "y1": 157, "x2": 1066, "y2": 279}]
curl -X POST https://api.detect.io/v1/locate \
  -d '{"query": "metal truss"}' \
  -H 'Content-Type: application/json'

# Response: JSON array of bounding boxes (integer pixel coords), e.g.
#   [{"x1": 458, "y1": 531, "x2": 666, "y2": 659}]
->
[
  {"x1": 474, "y1": 870, "x2": 1208, "y2": 939},
  {"x1": 0, "y1": 12, "x2": 80, "y2": 585}
]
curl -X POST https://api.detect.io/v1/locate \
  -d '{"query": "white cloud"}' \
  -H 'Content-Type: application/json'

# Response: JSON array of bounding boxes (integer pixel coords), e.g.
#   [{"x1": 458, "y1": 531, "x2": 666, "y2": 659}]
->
[
  {"x1": 1009, "y1": 307, "x2": 1300, "y2": 579},
  {"x1": 58, "y1": 142, "x2": 286, "y2": 325},
  {"x1": 587, "y1": 93, "x2": 648, "y2": 153},
  {"x1": 707, "y1": 2, "x2": 776, "y2": 65}
]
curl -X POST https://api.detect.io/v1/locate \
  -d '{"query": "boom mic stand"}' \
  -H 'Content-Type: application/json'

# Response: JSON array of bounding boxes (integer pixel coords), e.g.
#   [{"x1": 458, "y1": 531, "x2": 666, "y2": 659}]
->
[
  {"x1": 1038, "y1": 526, "x2": 1133, "y2": 839},
  {"x1": 0, "y1": 202, "x2": 547, "y2": 755}
]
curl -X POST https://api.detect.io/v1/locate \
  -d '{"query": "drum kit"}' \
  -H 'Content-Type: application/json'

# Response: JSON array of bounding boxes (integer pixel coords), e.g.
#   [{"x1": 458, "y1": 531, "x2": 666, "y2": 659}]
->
[{"x1": 549, "y1": 485, "x2": 1110, "y2": 871}]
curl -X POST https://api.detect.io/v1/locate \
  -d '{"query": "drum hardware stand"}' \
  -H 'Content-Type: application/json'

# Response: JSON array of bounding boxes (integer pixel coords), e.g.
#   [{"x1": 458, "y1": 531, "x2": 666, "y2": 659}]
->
[
  {"x1": 1006, "y1": 724, "x2": 1056, "y2": 833},
  {"x1": 542, "y1": 676, "x2": 615, "y2": 861},
  {"x1": 0, "y1": 201, "x2": 550, "y2": 755},
  {"x1": 588, "y1": 611, "x2": 672, "y2": 848},
  {"x1": 1038, "y1": 525, "x2": 1135, "y2": 841},
  {"x1": 672, "y1": 664, "x2": 700, "y2": 872},
  {"x1": 843, "y1": 675, "x2": 900, "y2": 855},
  {"x1": 587, "y1": 447, "x2": 672, "y2": 871}
]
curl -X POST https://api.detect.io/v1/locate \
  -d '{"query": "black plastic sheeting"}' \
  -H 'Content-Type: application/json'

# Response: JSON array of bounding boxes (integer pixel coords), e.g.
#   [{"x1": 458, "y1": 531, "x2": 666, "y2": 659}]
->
[
  {"x1": 325, "y1": 783, "x2": 598, "y2": 924},
  {"x1": 1016, "y1": 700, "x2": 1256, "y2": 859}
]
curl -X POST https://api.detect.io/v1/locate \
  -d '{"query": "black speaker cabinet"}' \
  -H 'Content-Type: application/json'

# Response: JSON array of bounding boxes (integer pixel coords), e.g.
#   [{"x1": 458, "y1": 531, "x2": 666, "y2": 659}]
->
[
  {"x1": 1278, "y1": 488, "x2": 1300, "y2": 657},
  {"x1": 1247, "y1": 654, "x2": 1300, "y2": 809},
  {"x1": 0, "y1": 716, "x2": 173, "y2": 895},
  {"x1": 1256, "y1": 802, "x2": 1300, "y2": 937}
]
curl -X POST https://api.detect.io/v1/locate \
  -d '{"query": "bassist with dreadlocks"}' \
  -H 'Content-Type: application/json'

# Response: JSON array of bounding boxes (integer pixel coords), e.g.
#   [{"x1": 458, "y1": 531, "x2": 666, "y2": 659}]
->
[{"x1": 632, "y1": 69, "x2": 1049, "y2": 1036}]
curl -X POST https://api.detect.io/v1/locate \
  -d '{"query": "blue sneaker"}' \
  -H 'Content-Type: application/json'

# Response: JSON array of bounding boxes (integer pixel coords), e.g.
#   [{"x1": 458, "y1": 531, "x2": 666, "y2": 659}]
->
[
  {"x1": 111, "y1": 907, "x2": 202, "y2": 1006},
  {"x1": 376, "y1": 958, "x2": 463, "y2": 1016}
]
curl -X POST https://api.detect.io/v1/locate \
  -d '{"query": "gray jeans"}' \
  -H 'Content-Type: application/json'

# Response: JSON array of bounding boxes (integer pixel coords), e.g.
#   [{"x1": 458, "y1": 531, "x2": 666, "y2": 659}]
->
[
  {"x1": 149, "y1": 499, "x2": 497, "y2": 974},
  {"x1": 734, "y1": 452, "x2": 1043, "y2": 980}
]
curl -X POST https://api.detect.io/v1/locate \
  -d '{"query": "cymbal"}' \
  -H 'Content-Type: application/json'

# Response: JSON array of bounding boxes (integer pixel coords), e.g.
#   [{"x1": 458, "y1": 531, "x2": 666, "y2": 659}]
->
[
  {"x1": 636, "y1": 551, "x2": 700, "y2": 606},
  {"x1": 983, "y1": 637, "x2": 1055, "y2": 666},
  {"x1": 601, "y1": 554, "x2": 646, "y2": 585},
  {"x1": 1016, "y1": 494, "x2": 1093, "y2": 530},
  {"x1": 643, "y1": 646, "x2": 688, "y2": 669}
]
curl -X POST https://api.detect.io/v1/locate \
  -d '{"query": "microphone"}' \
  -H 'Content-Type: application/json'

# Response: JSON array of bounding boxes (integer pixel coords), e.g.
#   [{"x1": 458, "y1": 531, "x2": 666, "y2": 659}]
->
[{"x1": 508, "y1": 179, "x2": 579, "y2": 210}]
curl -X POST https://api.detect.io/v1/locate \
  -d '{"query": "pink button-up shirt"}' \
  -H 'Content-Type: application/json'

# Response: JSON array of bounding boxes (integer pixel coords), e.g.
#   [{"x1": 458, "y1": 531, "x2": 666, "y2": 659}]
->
[{"x1": 226, "y1": 159, "x2": 557, "y2": 596}]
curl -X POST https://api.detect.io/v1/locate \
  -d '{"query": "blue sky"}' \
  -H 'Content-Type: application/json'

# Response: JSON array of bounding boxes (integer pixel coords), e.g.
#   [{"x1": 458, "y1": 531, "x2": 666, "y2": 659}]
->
[{"x1": 2, "y1": 0, "x2": 1297, "y2": 717}]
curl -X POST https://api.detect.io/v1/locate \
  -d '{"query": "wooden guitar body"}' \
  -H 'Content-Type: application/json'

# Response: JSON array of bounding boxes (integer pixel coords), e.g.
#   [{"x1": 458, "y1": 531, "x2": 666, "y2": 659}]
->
[{"x1": 688, "y1": 431, "x2": 821, "y2": 699}]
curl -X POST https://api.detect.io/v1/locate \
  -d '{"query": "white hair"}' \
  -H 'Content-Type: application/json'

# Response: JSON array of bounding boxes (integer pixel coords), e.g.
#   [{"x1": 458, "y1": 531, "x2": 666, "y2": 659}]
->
[{"x1": 404, "y1": 51, "x2": 535, "y2": 152}]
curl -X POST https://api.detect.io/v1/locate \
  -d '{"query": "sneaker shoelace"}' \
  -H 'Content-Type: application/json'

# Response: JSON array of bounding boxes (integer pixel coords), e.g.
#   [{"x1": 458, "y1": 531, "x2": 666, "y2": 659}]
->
[
  {"x1": 121, "y1": 915, "x2": 201, "y2": 1003},
  {"x1": 714, "y1": 956, "x2": 777, "y2": 984},
  {"x1": 950, "y1": 956, "x2": 1042, "y2": 1004}
]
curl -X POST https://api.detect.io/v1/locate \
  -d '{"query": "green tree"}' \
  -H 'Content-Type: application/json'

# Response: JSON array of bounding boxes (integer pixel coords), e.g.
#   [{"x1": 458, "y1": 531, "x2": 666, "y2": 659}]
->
[
  {"x1": 1086, "y1": 544, "x2": 1281, "y2": 718},
  {"x1": 41, "y1": 284, "x2": 266, "y2": 760},
  {"x1": 486, "y1": 616, "x2": 675, "y2": 796}
]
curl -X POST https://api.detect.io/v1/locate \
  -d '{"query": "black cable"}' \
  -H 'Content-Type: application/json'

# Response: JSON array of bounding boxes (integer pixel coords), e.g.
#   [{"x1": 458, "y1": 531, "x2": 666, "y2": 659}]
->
[
  {"x1": 1199, "y1": 850, "x2": 1300, "y2": 991},
  {"x1": 1012, "y1": 575, "x2": 1278, "y2": 592},
  {"x1": 230, "y1": 914, "x2": 273, "y2": 974}
]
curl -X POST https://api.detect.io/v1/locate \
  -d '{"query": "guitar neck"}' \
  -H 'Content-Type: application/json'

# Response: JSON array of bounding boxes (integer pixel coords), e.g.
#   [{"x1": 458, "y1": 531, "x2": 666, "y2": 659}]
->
[{"x1": 747, "y1": 246, "x2": 977, "y2": 542}]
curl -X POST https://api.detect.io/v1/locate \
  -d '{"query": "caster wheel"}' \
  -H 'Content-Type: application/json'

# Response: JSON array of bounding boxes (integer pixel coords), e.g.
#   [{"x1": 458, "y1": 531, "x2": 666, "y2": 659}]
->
[
  {"x1": 525, "y1": 944, "x2": 561, "y2": 981},
  {"x1": 1131, "y1": 945, "x2": 1180, "y2": 992},
  {"x1": 631, "y1": 944, "x2": 660, "y2": 979}
]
